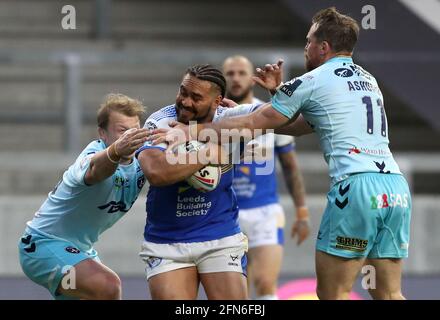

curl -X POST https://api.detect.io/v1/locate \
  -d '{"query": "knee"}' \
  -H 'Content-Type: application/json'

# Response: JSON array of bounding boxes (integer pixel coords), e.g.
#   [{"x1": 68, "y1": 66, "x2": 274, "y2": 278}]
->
[
  {"x1": 316, "y1": 284, "x2": 350, "y2": 300},
  {"x1": 254, "y1": 276, "x2": 276, "y2": 295},
  {"x1": 316, "y1": 285, "x2": 332, "y2": 300},
  {"x1": 91, "y1": 273, "x2": 122, "y2": 300}
]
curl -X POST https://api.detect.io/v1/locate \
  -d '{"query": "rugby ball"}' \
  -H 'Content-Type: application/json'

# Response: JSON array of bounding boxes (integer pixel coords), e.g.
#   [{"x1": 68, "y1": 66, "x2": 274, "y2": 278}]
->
[{"x1": 175, "y1": 141, "x2": 222, "y2": 192}]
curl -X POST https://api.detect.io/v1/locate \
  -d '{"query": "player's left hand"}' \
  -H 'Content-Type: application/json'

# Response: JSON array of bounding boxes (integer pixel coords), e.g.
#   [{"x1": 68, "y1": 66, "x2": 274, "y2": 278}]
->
[
  {"x1": 291, "y1": 217, "x2": 311, "y2": 246},
  {"x1": 220, "y1": 98, "x2": 238, "y2": 108},
  {"x1": 146, "y1": 128, "x2": 169, "y2": 144},
  {"x1": 253, "y1": 59, "x2": 284, "y2": 93},
  {"x1": 149, "y1": 121, "x2": 192, "y2": 152}
]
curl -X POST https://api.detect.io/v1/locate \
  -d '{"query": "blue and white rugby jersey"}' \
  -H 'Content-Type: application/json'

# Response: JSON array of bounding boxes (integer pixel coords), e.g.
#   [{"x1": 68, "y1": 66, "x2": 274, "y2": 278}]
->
[{"x1": 136, "y1": 103, "x2": 259, "y2": 243}]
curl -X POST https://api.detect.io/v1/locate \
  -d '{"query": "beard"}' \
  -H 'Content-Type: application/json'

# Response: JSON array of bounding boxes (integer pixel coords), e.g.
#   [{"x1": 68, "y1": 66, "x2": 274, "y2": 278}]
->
[
  {"x1": 305, "y1": 58, "x2": 315, "y2": 72},
  {"x1": 175, "y1": 101, "x2": 212, "y2": 124},
  {"x1": 226, "y1": 85, "x2": 253, "y2": 104},
  {"x1": 305, "y1": 54, "x2": 321, "y2": 72}
]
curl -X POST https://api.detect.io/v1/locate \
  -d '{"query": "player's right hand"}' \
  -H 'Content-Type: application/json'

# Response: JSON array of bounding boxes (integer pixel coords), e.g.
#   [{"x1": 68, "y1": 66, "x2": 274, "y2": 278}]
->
[
  {"x1": 253, "y1": 59, "x2": 284, "y2": 93},
  {"x1": 114, "y1": 128, "x2": 149, "y2": 157},
  {"x1": 291, "y1": 218, "x2": 311, "y2": 246},
  {"x1": 220, "y1": 98, "x2": 238, "y2": 108}
]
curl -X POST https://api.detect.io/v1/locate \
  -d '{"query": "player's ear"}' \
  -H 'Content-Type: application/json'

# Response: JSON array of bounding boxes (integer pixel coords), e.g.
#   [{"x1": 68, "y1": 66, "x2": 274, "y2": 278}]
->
[
  {"x1": 98, "y1": 126, "x2": 106, "y2": 140},
  {"x1": 214, "y1": 94, "x2": 223, "y2": 107},
  {"x1": 321, "y1": 40, "x2": 331, "y2": 55}
]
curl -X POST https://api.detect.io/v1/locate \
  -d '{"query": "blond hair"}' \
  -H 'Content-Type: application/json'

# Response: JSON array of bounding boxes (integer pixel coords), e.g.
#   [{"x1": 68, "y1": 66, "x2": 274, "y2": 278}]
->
[{"x1": 97, "y1": 93, "x2": 145, "y2": 129}]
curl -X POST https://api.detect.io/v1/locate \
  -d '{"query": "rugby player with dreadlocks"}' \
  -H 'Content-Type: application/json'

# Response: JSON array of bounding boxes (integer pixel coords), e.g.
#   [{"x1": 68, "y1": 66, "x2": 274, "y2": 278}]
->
[{"x1": 136, "y1": 65, "x2": 261, "y2": 300}]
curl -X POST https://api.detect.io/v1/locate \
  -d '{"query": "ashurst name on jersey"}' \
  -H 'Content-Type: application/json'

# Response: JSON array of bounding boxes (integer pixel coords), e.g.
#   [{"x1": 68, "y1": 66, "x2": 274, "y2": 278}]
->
[{"x1": 271, "y1": 56, "x2": 401, "y2": 185}]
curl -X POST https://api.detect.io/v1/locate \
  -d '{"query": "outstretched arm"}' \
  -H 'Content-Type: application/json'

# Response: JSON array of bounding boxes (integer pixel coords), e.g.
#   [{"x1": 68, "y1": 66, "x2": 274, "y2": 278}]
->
[
  {"x1": 197, "y1": 102, "x2": 291, "y2": 139},
  {"x1": 275, "y1": 114, "x2": 314, "y2": 137},
  {"x1": 152, "y1": 103, "x2": 293, "y2": 151},
  {"x1": 85, "y1": 128, "x2": 149, "y2": 185}
]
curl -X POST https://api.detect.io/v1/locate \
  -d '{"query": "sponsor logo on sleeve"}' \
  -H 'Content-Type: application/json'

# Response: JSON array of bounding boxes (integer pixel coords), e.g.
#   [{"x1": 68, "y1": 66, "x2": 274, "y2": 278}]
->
[{"x1": 279, "y1": 78, "x2": 303, "y2": 97}]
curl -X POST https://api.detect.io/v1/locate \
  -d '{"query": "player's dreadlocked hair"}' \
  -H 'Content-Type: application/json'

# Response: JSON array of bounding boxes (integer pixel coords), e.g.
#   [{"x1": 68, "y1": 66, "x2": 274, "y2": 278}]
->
[{"x1": 185, "y1": 64, "x2": 226, "y2": 98}]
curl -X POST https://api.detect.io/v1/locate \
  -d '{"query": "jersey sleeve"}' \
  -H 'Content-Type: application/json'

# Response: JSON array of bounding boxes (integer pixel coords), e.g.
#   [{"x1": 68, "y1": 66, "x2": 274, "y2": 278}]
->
[
  {"x1": 64, "y1": 140, "x2": 103, "y2": 188},
  {"x1": 271, "y1": 74, "x2": 315, "y2": 119},
  {"x1": 135, "y1": 115, "x2": 170, "y2": 157},
  {"x1": 213, "y1": 103, "x2": 262, "y2": 121},
  {"x1": 213, "y1": 103, "x2": 264, "y2": 161},
  {"x1": 274, "y1": 134, "x2": 295, "y2": 153}
]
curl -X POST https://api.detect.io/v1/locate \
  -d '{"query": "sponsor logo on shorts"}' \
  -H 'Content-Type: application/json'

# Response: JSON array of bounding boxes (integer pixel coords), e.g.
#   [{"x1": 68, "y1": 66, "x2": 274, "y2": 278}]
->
[
  {"x1": 228, "y1": 254, "x2": 240, "y2": 267},
  {"x1": 335, "y1": 236, "x2": 368, "y2": 252},
  {"x1": 65, "y1": 246, "x2": 80, "y2": 254},
  {"x1": 370, "y1": 193, "x2": 409, "y2": 209},
  {"x1": 401, "y1": 243, "x2": 409, "y2": 250},
  {"x1": 146, "y1": 257, "x2": 162, "y2": 269}
]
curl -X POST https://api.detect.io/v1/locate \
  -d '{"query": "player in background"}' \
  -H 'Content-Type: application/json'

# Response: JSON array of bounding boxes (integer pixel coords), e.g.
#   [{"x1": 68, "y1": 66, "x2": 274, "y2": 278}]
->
[
  {"x1": 153, "y1": 8, "x2": 412, "y2": 300},
  {"x1": 223, "y1": 56, "x2": 310, "y2": 300},
  {"x1": 18, "y1": 94, "x2": 149, "y2": 300},
  {"x1": 136, "y1": 64, "x2": 276, "y2": 300}
]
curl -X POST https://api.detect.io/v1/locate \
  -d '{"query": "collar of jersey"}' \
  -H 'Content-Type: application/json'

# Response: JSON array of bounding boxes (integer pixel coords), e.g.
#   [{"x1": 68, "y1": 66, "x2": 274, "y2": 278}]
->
[{"x1": 324, "y1": 55, "x2": 353, "y2": 64}]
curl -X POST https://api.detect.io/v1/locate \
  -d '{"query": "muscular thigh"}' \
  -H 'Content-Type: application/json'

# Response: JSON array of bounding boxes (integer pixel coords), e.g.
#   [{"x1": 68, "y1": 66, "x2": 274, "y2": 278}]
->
[
  {"x1": 148, "y1": 267, "x2": 199, "y2": 300},
  {"x1": 364, "y1": 258, "x2": 404, "y2": 299},
  {"x1": 200, "y1": 272, "x2": 248, "y2": 300},
  {"x1": 57, "y1": 258, "x2": 119, "y2": 299},
  {"x1": 315, "y1": 250, "x2": 365, "y2": 299}
]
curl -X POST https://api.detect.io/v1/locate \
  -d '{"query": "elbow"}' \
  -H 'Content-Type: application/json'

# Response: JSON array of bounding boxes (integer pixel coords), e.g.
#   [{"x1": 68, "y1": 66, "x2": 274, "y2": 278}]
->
[
  {"x1": 138, "y1": 152, "x2": 180, "y2": 187},
  {"x1": 84, "y1": 165, "x2": 100, "y2": 186},
  {"x1": 145, "y1": 171, "x2": 167, "y2": 187}
]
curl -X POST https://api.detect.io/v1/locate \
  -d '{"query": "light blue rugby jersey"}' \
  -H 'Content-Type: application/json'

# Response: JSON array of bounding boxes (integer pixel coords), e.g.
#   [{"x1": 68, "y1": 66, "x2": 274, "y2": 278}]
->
[
  {"x1": 271, "y1": 56, "x2": 401, "y2": 184},
  {"x1": 233, "y1": 98, "x2": 295, "y2": 209},
  {"x1": 27, "y1": 140, "x2": 145, "y2": 252},
  {"x1": 136, "y1": 103, "x2": 259, "y2": 244}
]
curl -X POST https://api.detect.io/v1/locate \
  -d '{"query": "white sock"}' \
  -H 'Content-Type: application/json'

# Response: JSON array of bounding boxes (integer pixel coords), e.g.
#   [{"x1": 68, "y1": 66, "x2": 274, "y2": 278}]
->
[{"x1": 256, "y1": 294, "x2": 278, "y2": 300}]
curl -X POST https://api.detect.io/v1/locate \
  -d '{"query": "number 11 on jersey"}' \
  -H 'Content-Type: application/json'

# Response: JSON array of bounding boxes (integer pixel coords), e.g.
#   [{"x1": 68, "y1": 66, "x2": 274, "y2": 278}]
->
[{"x1": 362, "y1": 96, "x2": 387, "y2": 137}]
